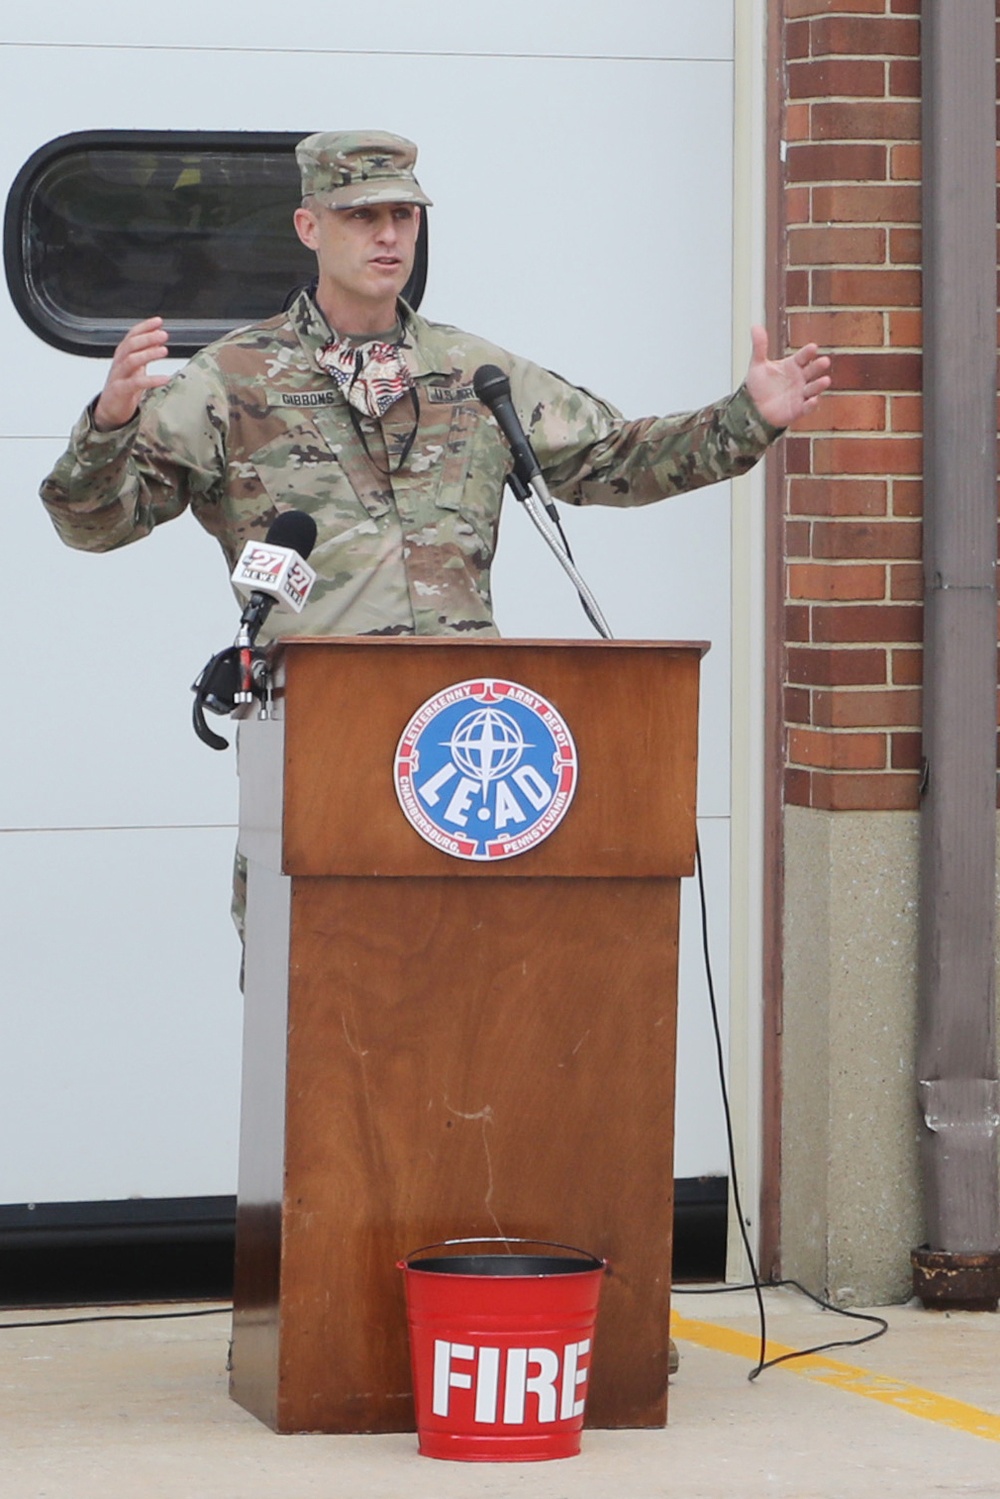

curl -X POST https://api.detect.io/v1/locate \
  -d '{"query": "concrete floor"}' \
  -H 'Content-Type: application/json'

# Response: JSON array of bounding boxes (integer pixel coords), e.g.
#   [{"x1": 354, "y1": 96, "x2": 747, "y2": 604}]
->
[{"x1": 2, "y1": 1286, "x2": 999, "y2": 1498}]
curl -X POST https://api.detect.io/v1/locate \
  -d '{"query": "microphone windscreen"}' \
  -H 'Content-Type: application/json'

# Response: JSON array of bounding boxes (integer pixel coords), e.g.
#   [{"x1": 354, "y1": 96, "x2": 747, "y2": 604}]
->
[
  {"x1": 473, "y1": 364, "x2": 511, "y2": 408},
  {"x1": 266, "y1": 509, "x2": 318, "y2": 561}
]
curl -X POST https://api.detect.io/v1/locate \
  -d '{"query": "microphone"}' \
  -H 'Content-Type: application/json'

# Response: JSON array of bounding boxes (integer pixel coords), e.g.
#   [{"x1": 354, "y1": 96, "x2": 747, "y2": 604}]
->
[
  {"x1": 473, "y1": 364, "x2": 541, "y2": 487},
  {"x1": 473, "y1": 367, "x2": 613, "y2": 640},
  {"x1": 231, "y1": 510, "x2": 318, "y2": 645},
  {"x1": 193, "y1": 511, "x2": 319, "y2": 749}
]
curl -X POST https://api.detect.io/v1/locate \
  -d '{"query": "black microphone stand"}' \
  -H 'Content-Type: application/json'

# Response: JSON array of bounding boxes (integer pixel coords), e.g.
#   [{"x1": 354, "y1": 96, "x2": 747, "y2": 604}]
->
[
  {"x1": 473, "y1": 363, "x2": 613, "y2": 639},
  {"x1": 505, "y1": 466, "x2": 614, "y2": 641}
]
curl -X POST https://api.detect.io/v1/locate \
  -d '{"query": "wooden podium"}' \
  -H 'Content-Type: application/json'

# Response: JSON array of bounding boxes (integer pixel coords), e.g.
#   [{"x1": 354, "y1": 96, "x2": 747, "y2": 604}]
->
[{"x1": 229, "y1": 636, "x2": 704, "y2": 1434}]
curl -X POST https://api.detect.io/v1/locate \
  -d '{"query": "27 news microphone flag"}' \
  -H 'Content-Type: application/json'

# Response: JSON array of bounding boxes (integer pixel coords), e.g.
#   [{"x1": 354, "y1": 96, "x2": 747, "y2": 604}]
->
[{"x1": 230, "y1": 538, "x2": 317, "y2": 615}]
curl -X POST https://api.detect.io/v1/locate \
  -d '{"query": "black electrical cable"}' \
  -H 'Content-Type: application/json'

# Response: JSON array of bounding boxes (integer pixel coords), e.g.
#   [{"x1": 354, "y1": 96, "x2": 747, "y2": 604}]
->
[
  {"x1": 756, "y1": 1279, "x2": 888, "y2": 1369},
  {"x1": 692, "y1": 832, "x2": 768, "y2": 1378},
  {"x1": 0, "y1": 1306, "x2": 231, "y2": 1331},
  {"x1": 672, "y1": 1278, "x2": 889, "y2": 1370},
  {"x1": 686, "y1": 835, "x2": 888, "y2": 1379}
]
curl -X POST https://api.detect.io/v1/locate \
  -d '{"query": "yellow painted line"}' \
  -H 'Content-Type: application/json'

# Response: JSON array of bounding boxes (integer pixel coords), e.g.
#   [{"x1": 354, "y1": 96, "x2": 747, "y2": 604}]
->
[{"x1": 671, "y1": 1312, "x2": 1000, "y2": 1445}]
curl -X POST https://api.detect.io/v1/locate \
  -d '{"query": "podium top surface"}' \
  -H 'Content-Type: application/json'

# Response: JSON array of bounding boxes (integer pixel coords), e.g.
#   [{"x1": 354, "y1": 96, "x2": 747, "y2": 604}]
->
[
  {"x1": 238, "y1": 637, "x2": 707, "y2": 879},
  {"x1": 270, "y1": 635, "x2": 711, "y2": 654}
]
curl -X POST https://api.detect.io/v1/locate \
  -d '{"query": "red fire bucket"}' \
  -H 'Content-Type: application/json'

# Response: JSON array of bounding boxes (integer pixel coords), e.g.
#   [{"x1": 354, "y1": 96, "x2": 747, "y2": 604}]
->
[{"x1": 398, "y1": 1238, "x2": 605, "y2": 1462}]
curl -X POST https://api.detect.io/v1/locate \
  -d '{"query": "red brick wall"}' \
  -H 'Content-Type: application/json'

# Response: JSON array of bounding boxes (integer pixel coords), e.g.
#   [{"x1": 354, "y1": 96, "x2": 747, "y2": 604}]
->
[{"x1": 780, "y1": 0, "x2": 924, "y2": 812}]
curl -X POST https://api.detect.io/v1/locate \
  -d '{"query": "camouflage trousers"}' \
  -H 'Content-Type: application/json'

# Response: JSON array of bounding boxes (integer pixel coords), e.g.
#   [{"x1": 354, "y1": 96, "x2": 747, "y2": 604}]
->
[
  {"x1": 232, "y1": 848, "x2": 248, "y2": 937},
  {"x1": 232, "y1": 849, "x2": 247, "y2": 992},
  {"x1": 232, "y1": 848, "x2": 248, "y2": 940}
]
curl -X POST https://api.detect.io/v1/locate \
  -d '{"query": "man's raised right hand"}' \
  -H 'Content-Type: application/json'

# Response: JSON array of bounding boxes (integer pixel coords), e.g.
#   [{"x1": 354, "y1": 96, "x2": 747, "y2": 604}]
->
[{"x1": 93, "y1": 317, "x2": 171, "y2": 432}]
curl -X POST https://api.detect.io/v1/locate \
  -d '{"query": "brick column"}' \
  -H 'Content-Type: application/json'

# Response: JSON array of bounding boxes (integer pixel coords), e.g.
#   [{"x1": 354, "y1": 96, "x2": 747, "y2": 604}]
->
[
  {"x1": 783, "y1": 0, "x2": 922, "y2": 813},
  {"x1": 775, "y1": 0, "x2": 927, "y2": 1304}
]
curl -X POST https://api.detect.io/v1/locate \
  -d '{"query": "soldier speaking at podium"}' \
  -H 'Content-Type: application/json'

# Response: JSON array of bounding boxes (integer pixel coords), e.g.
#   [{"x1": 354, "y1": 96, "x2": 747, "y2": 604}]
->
[
  {"x1": 37, "y1": 128, "x2": 831, "y2": 1411},
  {"x1": 39, "y1": 130, "x2": 830, "y2": 640}
]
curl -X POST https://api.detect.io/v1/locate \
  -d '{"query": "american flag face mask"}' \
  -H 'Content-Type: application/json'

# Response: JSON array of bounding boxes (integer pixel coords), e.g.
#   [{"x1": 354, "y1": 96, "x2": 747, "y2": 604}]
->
[
  {"x1": 316, "y1": 336, "x2": 421, "y2": 476},
  {"x1": 316, "y1": 336, "x2": 415, "y2": 418}
]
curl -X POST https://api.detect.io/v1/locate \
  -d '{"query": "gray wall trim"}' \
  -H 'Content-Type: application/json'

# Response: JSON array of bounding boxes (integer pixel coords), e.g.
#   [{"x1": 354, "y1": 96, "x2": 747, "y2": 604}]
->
[{"x1": 918, "y1": 0, "x2": 1000, "y2": 1254}]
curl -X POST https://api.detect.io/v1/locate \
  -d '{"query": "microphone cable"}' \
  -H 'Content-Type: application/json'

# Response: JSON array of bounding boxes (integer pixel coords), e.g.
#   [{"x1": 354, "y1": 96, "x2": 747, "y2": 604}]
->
[
  {"x1": 0, "y1": 1306, "x2": 231, "y2": 1331},
  {"x1": 672, "y1": 835, "x2": 888, "y2": 1377}
]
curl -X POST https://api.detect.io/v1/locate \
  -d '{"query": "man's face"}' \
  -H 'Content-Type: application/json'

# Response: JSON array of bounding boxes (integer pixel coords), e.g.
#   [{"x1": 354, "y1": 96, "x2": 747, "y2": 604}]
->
[{"x1": 294, "y1": 200, "x2": 419, "y2": 327}]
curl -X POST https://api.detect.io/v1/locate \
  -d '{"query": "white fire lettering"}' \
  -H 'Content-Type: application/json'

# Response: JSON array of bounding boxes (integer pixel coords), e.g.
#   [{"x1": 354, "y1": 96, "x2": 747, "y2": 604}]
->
[
  {"x1": 503, "y1": 1346, "x2": 560, "y2": 1424},
  {"x1": 430, "y1": 1340, "x2": 591, "y2": 1424},
  {"x1": 432, "y1": 1340, "x2": 474, "y2": 1416},
  {"x1": 561, "y1": 1337, "x2": 590, "y2": 1418}
]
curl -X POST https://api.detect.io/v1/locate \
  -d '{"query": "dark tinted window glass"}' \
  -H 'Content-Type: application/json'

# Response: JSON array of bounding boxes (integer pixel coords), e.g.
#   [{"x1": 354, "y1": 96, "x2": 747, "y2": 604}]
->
[{"x1": 5, "y1": 131, "x2": 428, "y2": 357}]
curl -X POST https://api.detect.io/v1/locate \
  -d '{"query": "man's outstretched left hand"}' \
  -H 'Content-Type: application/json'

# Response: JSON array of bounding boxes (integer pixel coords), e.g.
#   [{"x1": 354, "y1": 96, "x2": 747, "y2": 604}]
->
[{"x1": 745, "y1": 324, "x2": 831, "y2": 429}]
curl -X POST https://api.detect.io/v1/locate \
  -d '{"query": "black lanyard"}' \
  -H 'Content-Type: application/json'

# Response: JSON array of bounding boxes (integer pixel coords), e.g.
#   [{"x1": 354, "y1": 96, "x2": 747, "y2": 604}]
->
[{"x1": 345, "y1": 350, "x2": 421, "y2": 477}]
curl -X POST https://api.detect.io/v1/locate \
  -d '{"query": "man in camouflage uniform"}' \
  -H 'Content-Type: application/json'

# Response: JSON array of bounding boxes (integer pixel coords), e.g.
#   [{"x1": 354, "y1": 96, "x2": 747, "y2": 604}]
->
[
  {"x1": 39, "y1": 137, "x2": 829, "y2": 1373},
  {"x1": 40, "y1": 130, "x2": 831, "y2": 643}
]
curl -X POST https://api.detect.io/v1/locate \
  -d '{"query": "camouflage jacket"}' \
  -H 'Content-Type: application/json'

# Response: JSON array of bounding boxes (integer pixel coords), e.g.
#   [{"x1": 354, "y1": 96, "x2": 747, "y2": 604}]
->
[{"x1": 40, "y1": 292, "x2": 782, "y2": 639}]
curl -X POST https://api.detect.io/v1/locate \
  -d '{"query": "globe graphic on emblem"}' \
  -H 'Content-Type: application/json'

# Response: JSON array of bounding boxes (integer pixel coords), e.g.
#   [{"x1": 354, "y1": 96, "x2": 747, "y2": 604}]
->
[{"x1": 449, "y1": 707, "x2": 526, "y2": 792}]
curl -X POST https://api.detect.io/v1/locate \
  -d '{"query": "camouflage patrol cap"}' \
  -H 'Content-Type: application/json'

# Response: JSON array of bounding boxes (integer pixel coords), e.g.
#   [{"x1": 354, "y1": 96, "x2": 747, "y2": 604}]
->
[{"x1": 296, "y1": 130, "x2": 433, "y2": 209}]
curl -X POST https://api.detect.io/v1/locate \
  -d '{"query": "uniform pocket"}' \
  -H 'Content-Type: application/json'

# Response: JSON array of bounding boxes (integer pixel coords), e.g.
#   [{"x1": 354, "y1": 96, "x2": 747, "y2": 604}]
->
[
  {"x1": 249, "y1": 420, "x2": 390, "y2": 523},
  {"x1": 434, "y1": 402, "x2": 506, "y2": 553}
]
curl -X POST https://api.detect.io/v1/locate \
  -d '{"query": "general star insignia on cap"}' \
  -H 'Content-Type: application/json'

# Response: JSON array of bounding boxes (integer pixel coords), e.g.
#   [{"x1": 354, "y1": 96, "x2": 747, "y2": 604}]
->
[{"x1": 296, "y1": 130, "x2": 433, "y2": 209}]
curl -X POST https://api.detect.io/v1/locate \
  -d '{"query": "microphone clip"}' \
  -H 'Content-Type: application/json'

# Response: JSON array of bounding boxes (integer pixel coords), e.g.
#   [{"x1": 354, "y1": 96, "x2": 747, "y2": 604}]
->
[
  {"x1": 191, "y1": 642, "x2": 269, "y2": 751},
  {"x1": 504, "y1": 468, "x2": 532, "y2": 504}
]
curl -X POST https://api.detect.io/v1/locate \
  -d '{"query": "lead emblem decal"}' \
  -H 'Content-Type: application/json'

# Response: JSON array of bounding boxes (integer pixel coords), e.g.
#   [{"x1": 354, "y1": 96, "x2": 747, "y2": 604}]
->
[{"x1": 394, "y1": 679, "x2": 579, "y2": 861}]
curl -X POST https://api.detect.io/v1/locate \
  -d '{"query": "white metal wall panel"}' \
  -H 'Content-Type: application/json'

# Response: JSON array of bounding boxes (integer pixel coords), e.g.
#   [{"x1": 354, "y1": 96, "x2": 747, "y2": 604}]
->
[
  {"x1": 0, "y1": 826, "x2": 242, "y2": 1201},
  {"x1": 1, "y1": 2, "x2": 739, "y2": 1200},
  {"x1": 1, "y1": 2, "x2": 733, "y2": 58},
  {"x1": 3, "y1": 442, "x2": 239, "y2": 831}
]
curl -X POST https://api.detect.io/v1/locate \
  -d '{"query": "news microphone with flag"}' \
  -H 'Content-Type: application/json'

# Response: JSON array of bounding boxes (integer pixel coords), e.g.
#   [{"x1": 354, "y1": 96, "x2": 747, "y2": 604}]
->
[
  {"x1": 193, "y1": 511, "x2": 318, "y2": 749},
  {"x1": 231, "y1": 510, "x2": 319, "y2": 645}
]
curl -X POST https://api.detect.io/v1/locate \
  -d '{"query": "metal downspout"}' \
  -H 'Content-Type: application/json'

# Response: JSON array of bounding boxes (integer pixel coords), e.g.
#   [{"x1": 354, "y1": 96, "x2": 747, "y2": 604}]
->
[{"x1": 913, "y1": 0, "x2": 1000, "y2": 1309}]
